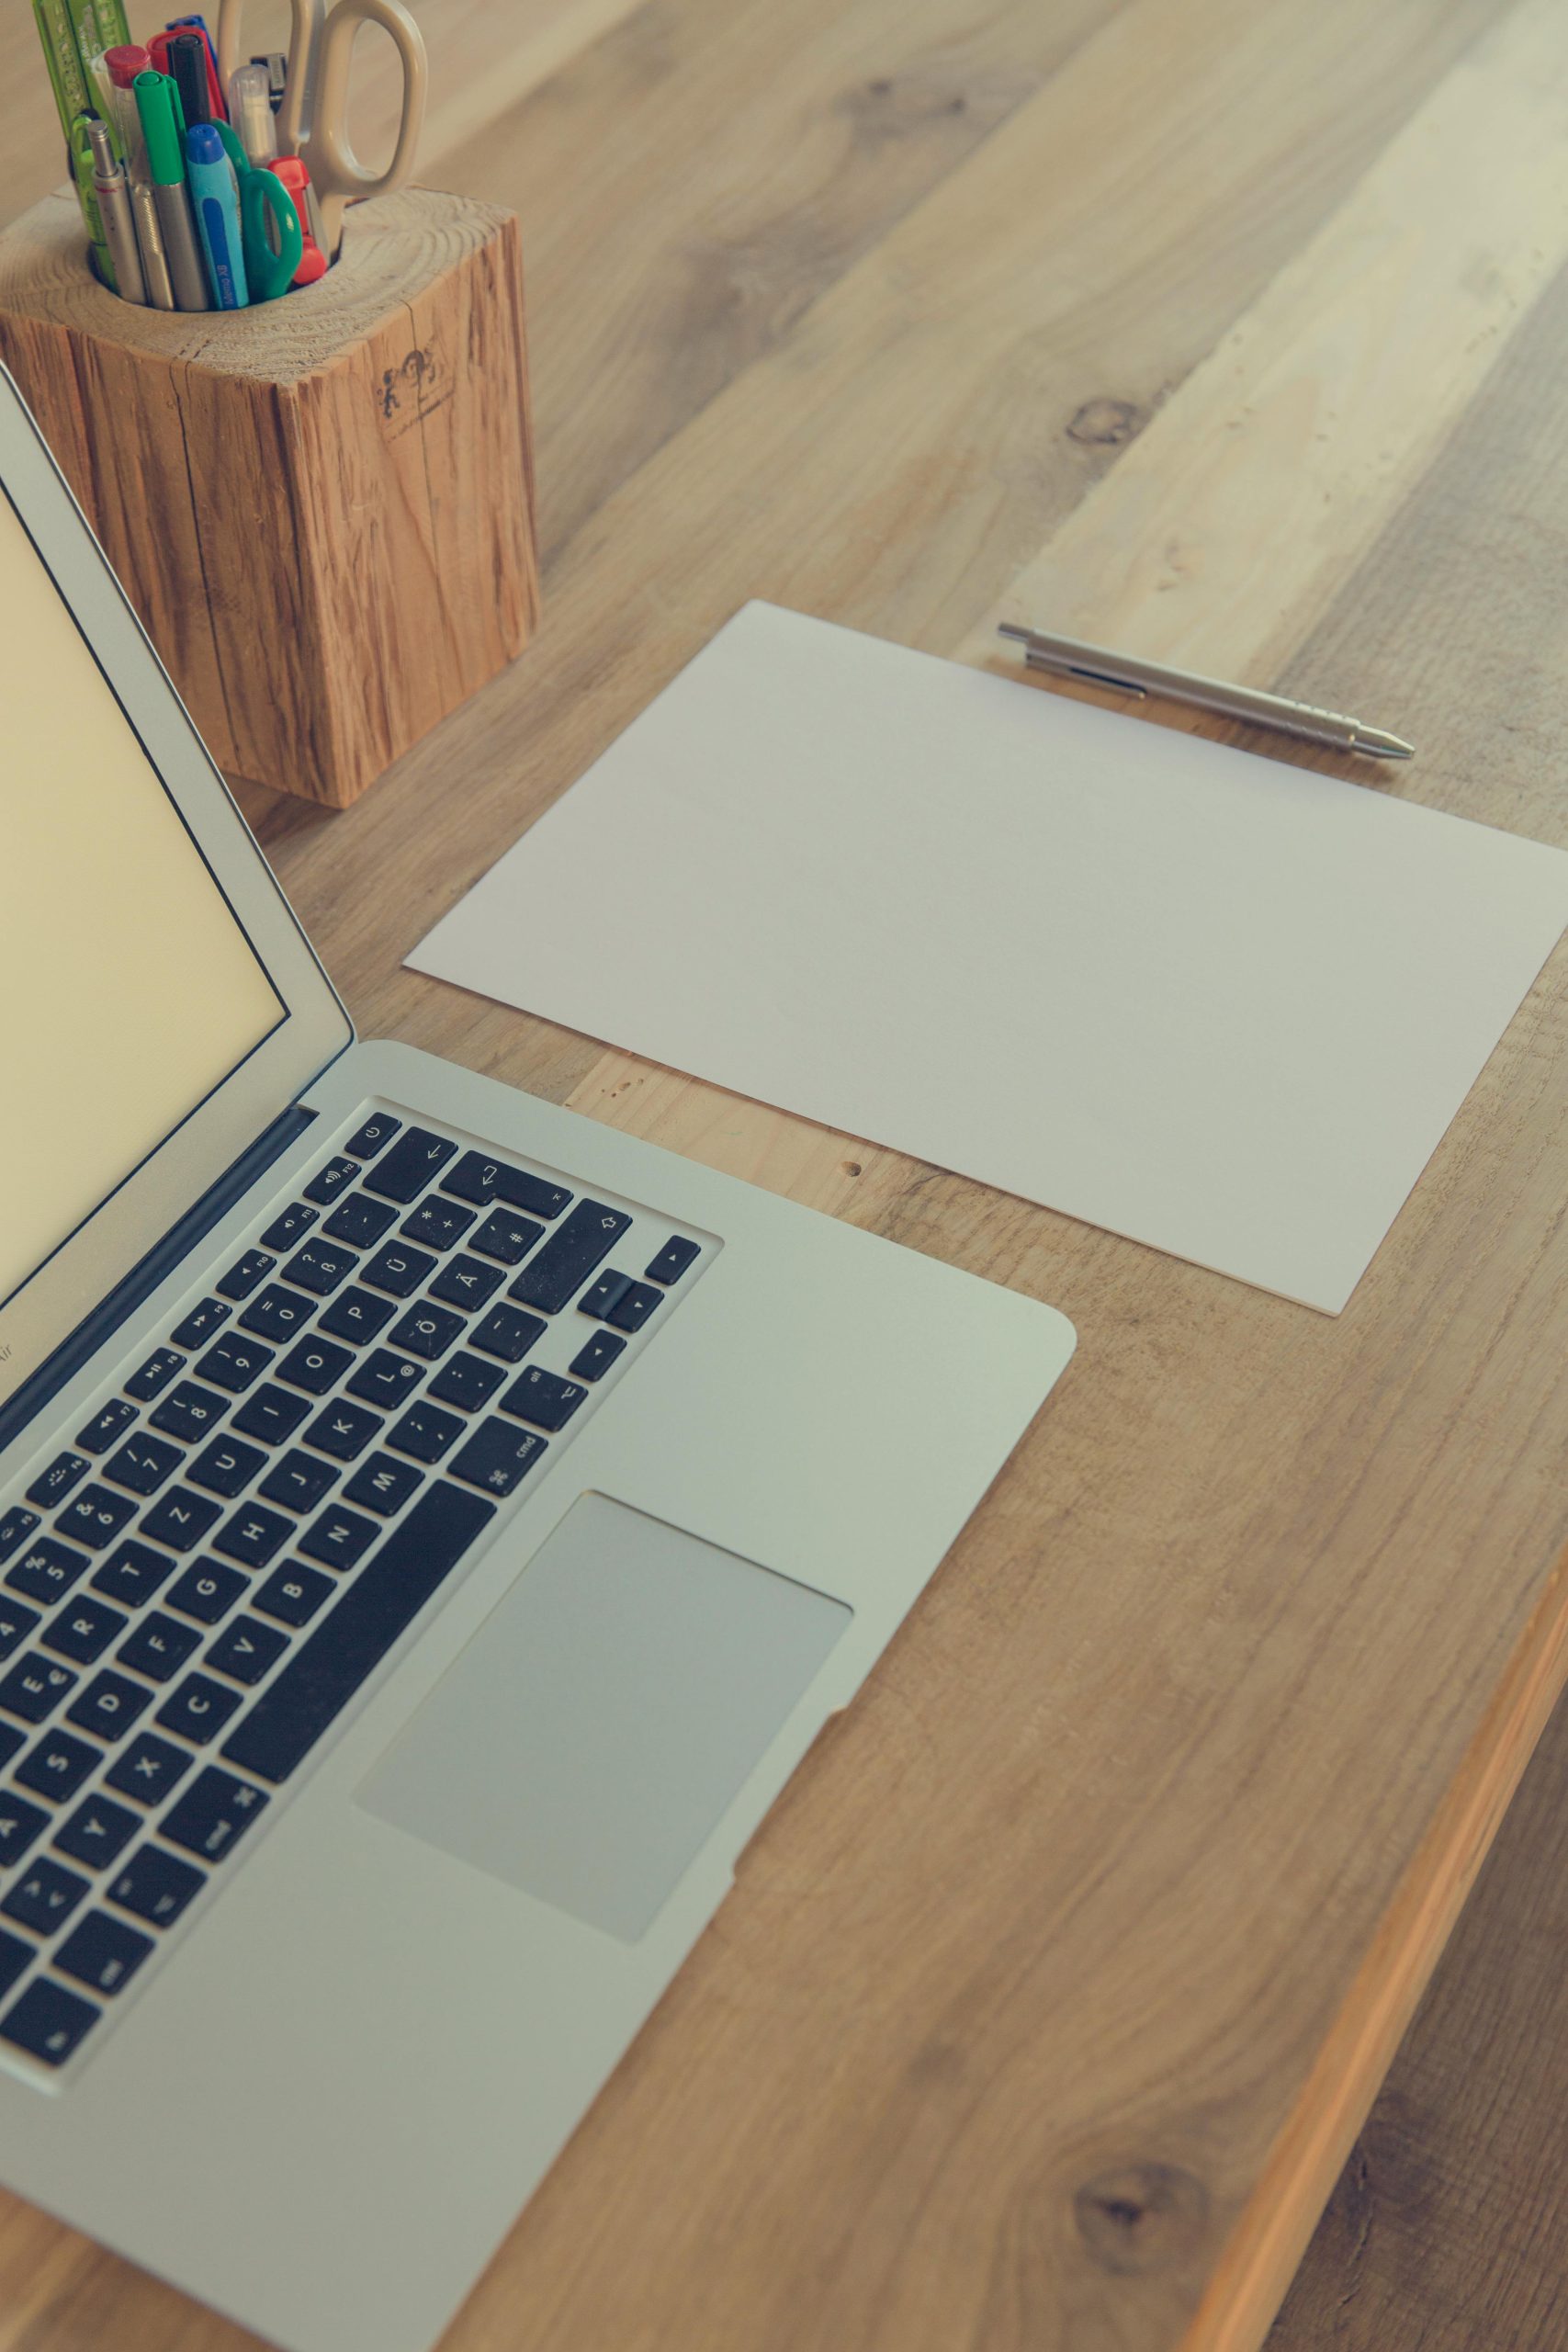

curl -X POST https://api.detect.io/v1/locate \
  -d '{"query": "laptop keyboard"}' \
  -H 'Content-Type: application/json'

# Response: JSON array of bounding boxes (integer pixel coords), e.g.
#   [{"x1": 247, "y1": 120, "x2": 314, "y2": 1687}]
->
[{"x1": 0, "y1": 1108, "x2": 710, "y2": 2077}]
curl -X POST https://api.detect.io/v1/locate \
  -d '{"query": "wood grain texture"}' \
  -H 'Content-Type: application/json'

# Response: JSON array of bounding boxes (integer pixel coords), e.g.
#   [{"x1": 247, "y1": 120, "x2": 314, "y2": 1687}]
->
[
  {"x1": 1270, "y1": 1677, "x2": 1568, "y2": 2352},
  {"x1": 0, "y1": 187, "x2": 538, "y2": 802},
  {"x1": 4, "y1": 1, "x2": 1568, "y2": 2350}
]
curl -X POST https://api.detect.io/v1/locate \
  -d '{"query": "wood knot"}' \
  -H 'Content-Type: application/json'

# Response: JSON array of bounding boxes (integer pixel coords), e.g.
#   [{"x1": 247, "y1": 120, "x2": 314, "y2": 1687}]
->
[
  {"x1": 1066, "y1": 397, "x2": 1143, "y2": 448},
  {"x1": 1074, "y1": 2164, "x2": 1209, "y2": 2276}
]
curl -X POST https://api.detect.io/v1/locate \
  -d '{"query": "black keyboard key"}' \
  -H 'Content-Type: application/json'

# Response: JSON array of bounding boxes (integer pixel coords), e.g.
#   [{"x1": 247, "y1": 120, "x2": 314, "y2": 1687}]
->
[
  {"x1": 164, "y1": 1566, "x2": 247, "y2": 1629},
  {"x1": 52, "y1": 1794, "x2": 140, "y2": 1869},
  {"x1": 361, "y1": 1243, "x2": 435, "y2": 1301},
  {"x1": 187, "y1": 1435, "x2": 267, "y2": 1499},
  {"x1": 400, "y1": 1197, "x2": 475, "y2": 1253},
  {"x1": 125, "y1": 1347, "x2": 185, "y2": 1402},
  {"x1": 471, "y1": 1305, "x2": 547, "y2": 1364},
  {"x1": 569, "y1": 1329, "x2": 626, "y2": 1383},
  {"x1": 260, "y1": 1200, "x2": 319, "y2": 1252},
  {"x1": 0, "y1": 1600, "x2": 41, "y2": 1660},
  {"x1": 55, "y1": 1910, "x2": 153, "y2": 1996},
  {"x1": 448, "y1": 1419, "x2": 547, "y2": 1498},
  {"x1": 468, "y1": 1208, "x2": 544, "y2": 1266},
  {"x1": 211, "y1": 1504, "x2": 291, "y2": 1570},
  {"x1": 231, "y1": 1383, "x2": 311, "y2": 1447},
  {"x1": 428, "y1": 1252, "x2": 505, "y2": 1312},
  {"x1": 443, "y1": 1152, "x2": 571, "y2": 1219},
  {"x1": 605, "y1": 1281, "x2": 663, "y2": 1333},
  {"x1": 75, "y1": 1400, "x2": 136, "y2": 1455},
  {"x1": 0, "y1": 1977, "x2": 101, "y2": 2065},
  {"x1": 239, "y1": 1283, "x2": 315, "y2": 1345},
  {"x1": 6, "y1": 1535, "x2": 89, "y2": 1604},
  {"x1": 343, "y1": 1453, "x2": 423, "y2": 1517},
  {"x1": 26, "y1": 1452, "x2": 89, "y2": 1510},
  {"x1": 276, "y1": 1335, "x2": 355, "y2": 1396},
  {"x1": 15, "y1": 1729, "x2": 102, "y2": 1802},
  {"x1": 91, "y1": 1540, "x2": 175, "y2": 1611},
  {"x1": 41, "y1": 1598, "x2": 127, "y2": 1667},
  {"x1": 0, "y1": 1654, "x2": 76, "y2": 1724},
  {"x1": 345, "y1": 1350, "x2": 422, "y2": 1410},
  {"x1": 55, "y1": 1485, "x2": 136, "y2": 1551},
  {"x1": 257, "y1": 1448, "x2": 337, "y2": 1513},
  {"x1": 149, "y1": 1380, "x2": 227, "y2": 1443},
  {"x1": 221, "y1": 1482, "x2": 495, "y2": 1783},
  {"x1": 170, "y1": 1297, "x2": 231, "y2": 1350},
  {"x1": 302, "y1": 1399, "x2": 382, "y2": 1462},
  {"x1": 579, "y1": 1271, "x2": 631, "y2": 1321},
  {"x1": 0, "y1": 1797, "x2": 48, "y2": 1868},
  {"x1": 362, "y1": 1126, "x2": 457, "y2": 1204},
  {"x1": 0, "y1": 1931, "x2": 30, "y2": 1999},
  {"x1": 107, "y1": 1843, "x2": 205, "y2": 1928},
  {"x1": 319, "y1": 1285, "x2": 396, "y2": 1345},
  {"x1": 105, "y1": 1734, "x2": 192, "y2": 1806},
  {"x1": 388, "y1": 1303, "x2": 464, "y2": 1362},
  {"x1": 344, "y1": 1113, "x2": 400, "y2": 1159},
  {"x1": 217, "y1": 1249, "x2": 277, "y2": 1302},
  {"x1": 283, "y1": 1239, "x2": 359, "y2": 1298},
  {"x1": 645, "y1": 1235, "x2": 701, "y2": 1284},
  {"x1": 0, "y1": 1508, "x2": 39, "y2": 1563},
  {"x1": 426, "y1": 1350, "x2": 505, "y2": 1414},
  {"x1": 140, "y1": 1487, "x2": 221, "y2": 1553},
  {"x1": 155, "y1": 1673, "x2": 243, "y2": 1746},
  {"x1": 205, "y1": 1615, "x2": 288, "y2": 1687},
  {"x1": 254, "y1": 1563, "x2": 333, "y2": 1627},
  {"x1": 298, "y1": 1505, "x2": 378, "y2": 1571},
  {"x1": 194, "y1": 1335, "x2": 275, "y2": 1395},
  {"x1": 303, "y1": 1155, "x2": 358, "y2": 1205},
  {"x1": 501, "y1": 1366, "x2": 587, "y2": 1432},
  {"x1": 101, "y1": 1431, "x2": 183, "y2": 1497},
  {"x1": 507, "y1": 1201, "x2": 631, "y2": 1315},
  {"x1": 117, "y1": 1611, "x2": 202, "y2": 1679},
  {"x1": 387, "y1": 1400, "x2": 464, "y2": 1464},
  {"x1": 66, "y1": 1670, "x2": 152, "y2": 1745},
  {"x1": 321, "y1": 1192, "x2": 398, "y2": 1249},
  {"x1": 0, "y1": 1724, "x2": 23, "y2": 1771},
  {"x1": 161, "y1": 1766, "x2": 269, "y2": 1863},
  {"x1": 3, "y1": 1856, "x2": 89, "y2": 1933}
]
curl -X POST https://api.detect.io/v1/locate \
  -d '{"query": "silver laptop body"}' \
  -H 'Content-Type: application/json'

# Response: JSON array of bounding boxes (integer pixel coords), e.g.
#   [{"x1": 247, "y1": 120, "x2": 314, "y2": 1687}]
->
[{"x1": 0, "y1": 364, "x2": 1075, "y2": 2352}]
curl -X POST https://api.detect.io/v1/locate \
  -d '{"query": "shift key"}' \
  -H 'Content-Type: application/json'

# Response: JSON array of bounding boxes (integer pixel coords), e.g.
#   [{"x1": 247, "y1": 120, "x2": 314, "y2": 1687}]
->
[{"x1": 506, "y1": 1202, "x2": 631, "y2": 1315}]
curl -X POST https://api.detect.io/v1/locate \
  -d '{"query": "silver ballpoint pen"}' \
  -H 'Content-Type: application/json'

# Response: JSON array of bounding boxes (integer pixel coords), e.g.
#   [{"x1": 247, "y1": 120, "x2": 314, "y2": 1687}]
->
[{"x1": 998, "y1": 623, "x2": 1413, "y2": 760}]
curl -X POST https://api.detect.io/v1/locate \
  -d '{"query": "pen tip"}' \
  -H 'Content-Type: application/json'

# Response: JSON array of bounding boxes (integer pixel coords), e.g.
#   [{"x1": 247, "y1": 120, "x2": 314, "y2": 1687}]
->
[{"x1": 1353, "y1": 729, "x2": 1415, "y2": 760}]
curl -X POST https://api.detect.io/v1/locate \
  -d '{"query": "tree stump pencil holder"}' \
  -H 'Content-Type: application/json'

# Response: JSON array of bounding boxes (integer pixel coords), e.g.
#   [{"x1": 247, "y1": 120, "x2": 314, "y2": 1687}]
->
[{"x1": 0, "y1": 183, "x2": 538, "y2": 808}]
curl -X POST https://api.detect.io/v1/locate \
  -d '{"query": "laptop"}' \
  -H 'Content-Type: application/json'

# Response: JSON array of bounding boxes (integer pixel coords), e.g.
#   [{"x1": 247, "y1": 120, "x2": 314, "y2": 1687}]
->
[{"x1": 0, "y1": 359, "x2": 1076, "y2": 2352}]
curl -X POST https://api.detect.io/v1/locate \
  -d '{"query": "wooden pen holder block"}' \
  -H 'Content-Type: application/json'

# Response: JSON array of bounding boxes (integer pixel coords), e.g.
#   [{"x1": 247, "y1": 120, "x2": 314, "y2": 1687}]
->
[{"x1": 0, "y1": 184, "x2": 538, "y2": 808}]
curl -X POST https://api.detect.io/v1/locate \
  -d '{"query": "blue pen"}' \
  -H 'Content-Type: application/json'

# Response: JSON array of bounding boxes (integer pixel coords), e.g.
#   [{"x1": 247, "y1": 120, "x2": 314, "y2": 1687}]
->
[{"x1": 185, "y1": 120, "x2": 249, "y2": 307}]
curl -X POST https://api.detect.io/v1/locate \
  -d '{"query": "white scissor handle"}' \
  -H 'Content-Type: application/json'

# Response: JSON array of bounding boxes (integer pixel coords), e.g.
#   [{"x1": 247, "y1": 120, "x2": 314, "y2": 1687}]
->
[
  {"x1": 305, "y1": 0, "x2": 428, "y2": 257},
  {"x1": 215, "y1": 0, "x2": 325, "y2": 153}
]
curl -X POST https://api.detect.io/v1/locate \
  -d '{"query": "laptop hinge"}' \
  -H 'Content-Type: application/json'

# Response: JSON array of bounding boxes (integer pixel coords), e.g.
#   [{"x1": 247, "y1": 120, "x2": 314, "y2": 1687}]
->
[{"x1": 0, "y1": 1103, "x2": 316, "y2": 1457}]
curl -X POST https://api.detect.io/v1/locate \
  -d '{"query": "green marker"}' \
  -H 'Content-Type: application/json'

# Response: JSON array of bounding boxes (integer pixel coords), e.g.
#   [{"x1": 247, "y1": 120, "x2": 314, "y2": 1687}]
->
[{"x1": 134, "y1": 70, "x2": 209, "y2": 311}]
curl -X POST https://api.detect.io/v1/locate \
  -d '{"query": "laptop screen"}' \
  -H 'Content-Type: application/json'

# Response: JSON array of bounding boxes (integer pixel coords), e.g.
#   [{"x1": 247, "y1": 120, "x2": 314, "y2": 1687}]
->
[{"x1": 1, "y1": 485, "x2": 286, "y2": 1313}]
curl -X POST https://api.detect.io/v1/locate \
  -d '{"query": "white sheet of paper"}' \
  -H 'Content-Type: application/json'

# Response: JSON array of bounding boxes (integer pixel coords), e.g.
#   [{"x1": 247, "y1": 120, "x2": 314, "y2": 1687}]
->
[{"x1": 408, "y1": 603, "x2": 1568, "y2": 1312}]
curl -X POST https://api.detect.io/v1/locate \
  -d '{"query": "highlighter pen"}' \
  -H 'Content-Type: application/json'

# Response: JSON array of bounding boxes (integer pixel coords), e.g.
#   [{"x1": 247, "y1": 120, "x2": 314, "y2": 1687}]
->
[
  {"x1": 186, "y1": 121, "x2": 248, "y2": 307},
  {"x1": 87, "y1": 117, "x2": 145, "y2": 302},
  {"x1": 134, "y1": 70, "x2": 209, "y2": 310},
  {"x1": 130, "y1": 178, "x2": 175, "y2": 307},
  {"x1": 229, "y1": 61, "x2": 276, "y2": 167}
]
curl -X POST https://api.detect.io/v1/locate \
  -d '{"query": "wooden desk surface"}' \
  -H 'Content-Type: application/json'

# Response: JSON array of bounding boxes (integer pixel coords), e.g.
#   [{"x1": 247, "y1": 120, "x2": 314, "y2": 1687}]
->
[{"x1": 4, "y1": 3, "x2": 1568, "y2": 2348}]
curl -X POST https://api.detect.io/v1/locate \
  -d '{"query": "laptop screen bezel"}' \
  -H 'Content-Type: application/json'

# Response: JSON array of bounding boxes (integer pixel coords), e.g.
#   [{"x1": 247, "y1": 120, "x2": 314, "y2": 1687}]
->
[{"x1": 0, "y1": 364, "x2": 353, "y2": 1413}]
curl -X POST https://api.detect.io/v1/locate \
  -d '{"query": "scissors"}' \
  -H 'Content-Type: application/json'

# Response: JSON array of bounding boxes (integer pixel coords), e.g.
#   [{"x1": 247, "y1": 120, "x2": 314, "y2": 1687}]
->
[
  {"x1": 209, "y1": 117, "x2": 306, "y2": 300},
  {"x1": 216, "y1": 0, "x2": 427, "y2": 258}
]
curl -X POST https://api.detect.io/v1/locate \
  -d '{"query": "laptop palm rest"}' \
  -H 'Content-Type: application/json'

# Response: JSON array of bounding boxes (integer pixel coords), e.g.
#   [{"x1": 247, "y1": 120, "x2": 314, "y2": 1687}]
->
[{"x1": 355, "y1": 1493, "x2": 852, "y2": 1941}]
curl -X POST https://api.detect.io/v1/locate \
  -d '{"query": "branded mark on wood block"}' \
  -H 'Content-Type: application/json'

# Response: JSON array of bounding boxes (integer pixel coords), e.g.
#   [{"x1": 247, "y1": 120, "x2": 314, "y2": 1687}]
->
[{"x1": 377, "y1": 344, "x2": 452, "y2": 438}]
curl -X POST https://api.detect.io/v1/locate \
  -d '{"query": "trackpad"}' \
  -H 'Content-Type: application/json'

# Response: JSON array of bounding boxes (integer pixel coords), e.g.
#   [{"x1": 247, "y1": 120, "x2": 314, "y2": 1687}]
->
[{"x1": 356, "y1": 1494, "x2": 852, "y2": 1941}]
